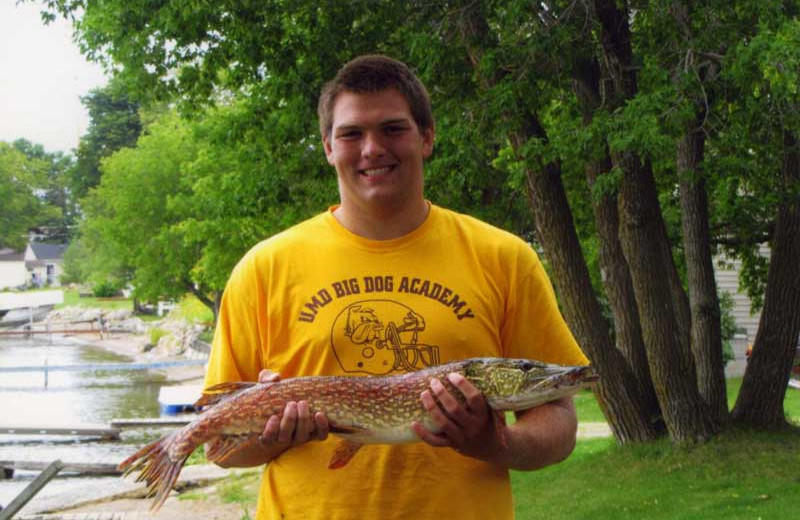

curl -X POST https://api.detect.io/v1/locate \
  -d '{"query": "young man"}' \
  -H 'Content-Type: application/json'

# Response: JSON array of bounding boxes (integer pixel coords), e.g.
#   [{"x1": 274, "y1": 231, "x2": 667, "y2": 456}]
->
[{"x1": 205, "y1": 55, "x2": 588, "y2": 519}]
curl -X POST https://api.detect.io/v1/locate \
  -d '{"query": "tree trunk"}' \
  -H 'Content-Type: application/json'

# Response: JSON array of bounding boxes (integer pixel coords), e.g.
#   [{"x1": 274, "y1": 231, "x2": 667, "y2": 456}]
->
[
  {"x1": 593, "y1": 0, "x2": 717, "y2": 443},
  {"x1": 512, "y1": 121, "x2": 662, "y2": 443},
  {"x1": 573, "y1": 57, "x2": 663, "y2": 432},
  {"x1": 452, "y1": 0, "x2": 662, "y2": 442},
  {"x1": 678, "y1": 121, "x2": 729, "y2": 424},
  {"x1": 616, "y1": 154, "x2": 718, "y2": 442},
  {"x1": 732, "y1": 130, "x2": 800, "y2": 428},
  {"x1": 187, "y1": 281, "x2": 218, "y2": 323}
]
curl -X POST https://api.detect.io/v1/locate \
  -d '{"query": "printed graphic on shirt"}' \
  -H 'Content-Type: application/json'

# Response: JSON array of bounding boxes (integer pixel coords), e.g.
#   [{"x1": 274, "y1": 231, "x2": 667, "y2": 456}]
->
[
  {"x1": 331, "y1": 299, "x2": 440, "y2": 375},
  {"x1": 297, "y1": 275, "x2": 476, "y2": 324}
]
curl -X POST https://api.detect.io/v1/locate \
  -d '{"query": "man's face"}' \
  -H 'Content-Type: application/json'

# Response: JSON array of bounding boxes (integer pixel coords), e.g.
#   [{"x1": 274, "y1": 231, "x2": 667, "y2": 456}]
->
[{"x1": 323, "y1": 88, "x2": 434, "y2": 216}]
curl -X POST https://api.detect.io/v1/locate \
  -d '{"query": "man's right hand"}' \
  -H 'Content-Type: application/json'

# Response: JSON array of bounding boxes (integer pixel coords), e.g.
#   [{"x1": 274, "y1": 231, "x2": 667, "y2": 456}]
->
[
  {"x1": 208, "y1": 369, "x2": 330, "y2": 468},
  {"x1": 257, "y1": 369, "x2": 330, "y2": 447}
]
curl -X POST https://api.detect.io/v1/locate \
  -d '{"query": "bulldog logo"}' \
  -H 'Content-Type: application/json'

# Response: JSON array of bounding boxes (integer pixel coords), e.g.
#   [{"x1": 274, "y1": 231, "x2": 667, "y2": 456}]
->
[{"x1": 331, "y1": 300, "x2": 440, "y2": 375}]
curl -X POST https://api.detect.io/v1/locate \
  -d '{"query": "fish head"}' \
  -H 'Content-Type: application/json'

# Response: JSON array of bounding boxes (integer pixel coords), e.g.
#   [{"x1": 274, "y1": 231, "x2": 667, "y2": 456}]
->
[{"x1": 463, "y1": 358, "x2": 599, "y2": 411}]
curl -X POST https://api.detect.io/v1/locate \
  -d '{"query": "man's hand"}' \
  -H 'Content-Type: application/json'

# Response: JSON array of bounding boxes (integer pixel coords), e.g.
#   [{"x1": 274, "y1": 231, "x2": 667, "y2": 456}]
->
[
  {"x1": 411, "y1": 373, "x2": 505, "y2": 462},
  {"x1": 208, "y1": 369, "x2": 330, "y2": 468},
  {"x1": 256, "y1": 369, "x2": 330, "y2": 448},
  {"x1": 411, "y1": 373, "x2": 579, "y2": 471}
]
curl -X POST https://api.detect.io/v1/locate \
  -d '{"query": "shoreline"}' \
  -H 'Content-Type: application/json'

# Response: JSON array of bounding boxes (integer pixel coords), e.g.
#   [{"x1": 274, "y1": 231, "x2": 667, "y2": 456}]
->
[
  {"x1": 2, "y1": 330, "x2": 230, "y2": 519},
  {"x1": 74, "y1": 332, "x2": 208, "y2": 385}
]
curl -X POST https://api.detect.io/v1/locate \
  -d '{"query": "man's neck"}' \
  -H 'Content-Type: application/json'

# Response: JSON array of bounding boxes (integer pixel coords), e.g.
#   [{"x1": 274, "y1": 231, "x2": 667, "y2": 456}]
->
[{"x1": 333, "y1": 200, "x2": 430, "y2": 240}]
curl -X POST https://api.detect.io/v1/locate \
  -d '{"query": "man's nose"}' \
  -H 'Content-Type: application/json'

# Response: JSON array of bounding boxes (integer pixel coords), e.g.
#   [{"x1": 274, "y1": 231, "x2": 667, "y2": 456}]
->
[{"x1": 362, "y1": 132, "x2": 386, "y2": 158}]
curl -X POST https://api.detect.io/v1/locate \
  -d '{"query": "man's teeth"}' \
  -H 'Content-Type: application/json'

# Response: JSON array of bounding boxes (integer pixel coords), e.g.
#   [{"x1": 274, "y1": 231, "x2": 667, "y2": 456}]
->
[{"x1": 363, "y1": 167, "x2": 391, "y2": 176}]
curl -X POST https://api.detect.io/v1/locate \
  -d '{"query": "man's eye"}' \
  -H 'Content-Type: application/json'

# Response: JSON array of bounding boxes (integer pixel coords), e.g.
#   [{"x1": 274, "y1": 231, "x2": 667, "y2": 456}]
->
[
  {"x1": 338, "y1": 131, "x2": 360, "y2": 139},
  {"x1": 385, "y1": 126, "x2": 405, "y2": 134}
]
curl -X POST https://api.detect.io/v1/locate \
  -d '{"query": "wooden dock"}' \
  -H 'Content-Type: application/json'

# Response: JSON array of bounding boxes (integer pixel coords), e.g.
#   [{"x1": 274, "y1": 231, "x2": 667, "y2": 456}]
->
[
  {"x1": 0, "y1": 424, "x2": 120, "y2": 440},
  {"x1": 0, "y1": 460, "x2": 63, "y2": 519},
  {"x1": 109, "y1": 417, "x2": 192, "y2": 428},
  {"x1": 0, "y1": 359, "x2": 206, "y2": 374},
  {"x1": 0, "y1": 460, "x2": 120, "y2": 476}
]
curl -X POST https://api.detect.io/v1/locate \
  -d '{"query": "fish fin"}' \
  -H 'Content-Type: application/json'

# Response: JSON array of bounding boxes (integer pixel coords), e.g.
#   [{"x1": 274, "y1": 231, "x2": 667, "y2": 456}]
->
[
  {"x1": 118, "y1": 430, "x2": 189, "y2": 512},
  {"x1": 328, "y1": 440, "x2": 364, "y2": 469},
  {"x1": 206, "y1": 435, "x2": 259, "y2": 464},
  {"x1": 195, "y1": 382, "x2": 257, "y2": 407}
]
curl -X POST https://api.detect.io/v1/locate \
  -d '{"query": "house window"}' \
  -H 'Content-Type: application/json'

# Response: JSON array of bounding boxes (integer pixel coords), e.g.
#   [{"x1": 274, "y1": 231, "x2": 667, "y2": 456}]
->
[{"x1": 46, "y1": 264, "x2": 56, "y2": 285}]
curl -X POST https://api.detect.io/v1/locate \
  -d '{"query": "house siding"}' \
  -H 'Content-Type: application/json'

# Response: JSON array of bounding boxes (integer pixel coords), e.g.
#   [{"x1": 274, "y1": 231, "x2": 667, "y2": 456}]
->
[
  {"x1": 0, "y1": 260, "x2": 27, "y2": 289},
  {"x1": 714, "y1": 254, "x2": 760, "y2": 377}
]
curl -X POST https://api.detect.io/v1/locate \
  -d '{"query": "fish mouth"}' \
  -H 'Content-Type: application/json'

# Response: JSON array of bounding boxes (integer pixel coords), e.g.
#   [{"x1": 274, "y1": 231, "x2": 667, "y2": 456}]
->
[
  {"x1": 560, "y1": 366, "x2": 599, "y2": 386},
  {"x1": 494, "y1": 366, "x2": 599, "y2": 410}
]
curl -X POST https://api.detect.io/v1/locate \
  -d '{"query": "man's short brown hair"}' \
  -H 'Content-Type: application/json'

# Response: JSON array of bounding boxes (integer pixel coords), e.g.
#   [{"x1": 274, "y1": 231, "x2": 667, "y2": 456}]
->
[{"x1": 317, "y1": 55, "x2": 434, "y2": 139}]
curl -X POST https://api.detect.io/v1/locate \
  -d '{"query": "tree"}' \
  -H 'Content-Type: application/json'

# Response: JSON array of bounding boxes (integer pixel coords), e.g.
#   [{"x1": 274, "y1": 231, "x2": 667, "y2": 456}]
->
[
  {"x1": 0, "y1": 142, "x2": 60, "y2": 249},
  {"x1": 723, "y1": 19, "x2": 800, "y2": 427},
  {"x1": 43, "y1": 0, "x2": 800, "y2": 440},
  {"x1": 69, "y1": 78, "x2": 142, "y2": 199},
  {"x1": 12, "y1": 138, "x2": 76, "y2": 240}
]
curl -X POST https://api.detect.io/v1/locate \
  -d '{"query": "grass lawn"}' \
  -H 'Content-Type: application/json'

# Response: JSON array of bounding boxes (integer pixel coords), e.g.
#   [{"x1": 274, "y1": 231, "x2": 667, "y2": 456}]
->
[
  {"x1": 54, "y1": 289, "x2": 215, "y2": 324},
  {"x1": 575, "y1": 377, "x2": 800, "y2": 425},
  {"x1": 549, "y1": 376, "x2": 800, "y2": 520},
  {"x1": 57, "y1": 288, "x2": 134, "y2": 311},
  {"x1": 512, "y1": 428, "x2": 799, "y2": 519}
]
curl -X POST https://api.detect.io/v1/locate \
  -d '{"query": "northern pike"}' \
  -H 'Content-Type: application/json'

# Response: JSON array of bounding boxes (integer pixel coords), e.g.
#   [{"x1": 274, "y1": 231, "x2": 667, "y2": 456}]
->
[{"x1": 119, "y1": 357, "x2": 598, "y2": 510}]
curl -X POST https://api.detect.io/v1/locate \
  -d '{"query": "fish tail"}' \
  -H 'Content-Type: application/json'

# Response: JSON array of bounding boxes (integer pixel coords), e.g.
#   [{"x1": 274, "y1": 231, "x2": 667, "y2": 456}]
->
[{"x1": 118, "y1": 430, "x2": 190, "y2": 511}]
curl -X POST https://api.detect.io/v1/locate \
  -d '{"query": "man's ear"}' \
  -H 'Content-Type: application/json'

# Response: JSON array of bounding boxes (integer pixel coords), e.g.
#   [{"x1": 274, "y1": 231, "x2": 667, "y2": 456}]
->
[
  {"x1": 422, "y1": 127, "x2": 435, "y2": 159},
  {"x1": 323, "y1": 135, "x2": 335, "y2": 165}
]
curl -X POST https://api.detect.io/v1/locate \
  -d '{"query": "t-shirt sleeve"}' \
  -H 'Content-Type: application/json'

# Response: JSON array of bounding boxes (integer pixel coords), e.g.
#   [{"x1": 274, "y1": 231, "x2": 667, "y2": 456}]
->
[
  {"x1": 204, "y1": 253, "x2": 265, "y2": 391},
  {"x1": 500, "y1": 245, "x2": 589, "y2": 366}
]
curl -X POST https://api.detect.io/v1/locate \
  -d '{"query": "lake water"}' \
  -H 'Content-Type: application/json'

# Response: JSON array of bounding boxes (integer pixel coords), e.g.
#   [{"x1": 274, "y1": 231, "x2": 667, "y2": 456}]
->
[{"x1": 0, "y1": 335, "x2": 185, "y2": 509}]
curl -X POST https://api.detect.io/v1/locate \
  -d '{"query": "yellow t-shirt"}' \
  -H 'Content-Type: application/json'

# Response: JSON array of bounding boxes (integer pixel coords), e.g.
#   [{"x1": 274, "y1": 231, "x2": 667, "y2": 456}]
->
[{"x1": 205, "y1": 204, "x2": 588, "y2": 520}]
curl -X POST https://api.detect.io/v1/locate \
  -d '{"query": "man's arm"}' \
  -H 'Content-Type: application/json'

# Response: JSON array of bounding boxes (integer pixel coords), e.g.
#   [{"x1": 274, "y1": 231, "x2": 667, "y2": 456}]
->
[{"x1": 411, "y1": 372, "x2": 578, "y2": 471}]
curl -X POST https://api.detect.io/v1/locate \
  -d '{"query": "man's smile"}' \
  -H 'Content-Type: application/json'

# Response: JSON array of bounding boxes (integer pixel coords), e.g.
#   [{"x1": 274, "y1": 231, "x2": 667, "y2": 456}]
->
[{"x1": 360, "y1": 165, "x2": 395, "y2": 177}]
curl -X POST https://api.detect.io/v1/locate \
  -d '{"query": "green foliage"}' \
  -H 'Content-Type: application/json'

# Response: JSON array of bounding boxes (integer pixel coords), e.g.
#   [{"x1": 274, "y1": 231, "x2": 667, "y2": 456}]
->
[
  {"x1": 0, "y1": 142, "x2": 62, "y2": 249},
  {"x1": 11, "y1": 139, "x2": 76, "y2": 240},
  {"x1": 92, "y1": 280, "x2": 120, "y2": 297},
  {"x1": 69, "y1": 78, "x2": 142, "y2": 199},
  {"x1": 41, "y1": 0, "x2": 800, "y2": 436}
]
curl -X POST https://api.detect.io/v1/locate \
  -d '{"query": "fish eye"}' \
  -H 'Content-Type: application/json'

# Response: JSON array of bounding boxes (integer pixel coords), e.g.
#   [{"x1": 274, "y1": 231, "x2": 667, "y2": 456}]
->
[{"x1": 521, "y1": 361, "x2": 535, "y2": 372}]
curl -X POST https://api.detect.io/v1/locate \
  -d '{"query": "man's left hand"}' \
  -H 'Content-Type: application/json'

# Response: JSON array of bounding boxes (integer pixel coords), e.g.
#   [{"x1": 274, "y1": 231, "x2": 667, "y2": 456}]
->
[{"x1": 411, "y1": 373, "x2": 505, "y2": 462}]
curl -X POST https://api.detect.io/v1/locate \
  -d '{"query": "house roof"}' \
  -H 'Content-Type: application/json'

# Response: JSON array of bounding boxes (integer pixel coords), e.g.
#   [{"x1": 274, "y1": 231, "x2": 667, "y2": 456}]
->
[{"x1": 29, "y1": 243, "x2": 67, "y2": 261}]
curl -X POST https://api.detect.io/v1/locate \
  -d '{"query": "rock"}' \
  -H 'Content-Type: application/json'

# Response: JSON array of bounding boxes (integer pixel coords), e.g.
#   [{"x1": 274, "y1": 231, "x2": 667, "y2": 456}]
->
[{"x1": 150, "y1": 318, "x2": 206, "y2": 358}]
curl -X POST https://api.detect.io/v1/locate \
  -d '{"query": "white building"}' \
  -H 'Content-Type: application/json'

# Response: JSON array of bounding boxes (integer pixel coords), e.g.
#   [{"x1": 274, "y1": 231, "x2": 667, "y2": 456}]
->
[
  {"x1": 25, "y1": 243, "x2": 67, "y2": 287},
  {"x1": 0, "y1": 248, "x2": 27, "y2": 289}
]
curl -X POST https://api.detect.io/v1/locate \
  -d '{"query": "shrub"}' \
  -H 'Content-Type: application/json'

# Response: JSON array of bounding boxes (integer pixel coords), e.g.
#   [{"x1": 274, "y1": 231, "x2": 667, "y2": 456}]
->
[{"x1": 92, "y1": 281, "x2": 120, "y2": 297}]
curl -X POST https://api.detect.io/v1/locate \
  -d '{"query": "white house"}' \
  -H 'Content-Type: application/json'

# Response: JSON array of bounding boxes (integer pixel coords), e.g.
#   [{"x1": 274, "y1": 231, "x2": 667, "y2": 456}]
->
[
  {"x1": 0, "y1": 248, "x2": 27, "y2": 290},
  {"x1": 25, "y1": 243, "x2": 67, "y2": 287},
  {"x1": 713, "y1": 244, "x2": 800, "y2": 377}
]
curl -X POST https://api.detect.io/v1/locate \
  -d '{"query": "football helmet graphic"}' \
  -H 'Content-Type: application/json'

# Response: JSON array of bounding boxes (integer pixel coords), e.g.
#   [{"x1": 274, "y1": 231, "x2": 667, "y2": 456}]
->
[{"x1": 331, "y1": 300, "x2": 440, "y2": 375}]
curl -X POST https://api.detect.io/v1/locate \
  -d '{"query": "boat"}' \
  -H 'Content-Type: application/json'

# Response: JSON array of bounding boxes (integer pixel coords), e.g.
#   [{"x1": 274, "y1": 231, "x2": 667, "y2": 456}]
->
[{"x1": 157, "y1": 384, "x2": 204, "y2": 414}]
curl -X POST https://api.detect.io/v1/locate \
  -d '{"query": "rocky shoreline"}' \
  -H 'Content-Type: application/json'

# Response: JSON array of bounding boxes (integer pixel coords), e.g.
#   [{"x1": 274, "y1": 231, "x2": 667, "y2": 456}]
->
[{"x1": 5, "y1": 307, "x2": 239, "y2": 520}]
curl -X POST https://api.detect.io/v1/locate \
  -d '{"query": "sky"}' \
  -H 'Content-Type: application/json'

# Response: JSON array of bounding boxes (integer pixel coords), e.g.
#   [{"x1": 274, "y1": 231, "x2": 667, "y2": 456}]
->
[{"x1": 0, "y1": 1, "x2": 108, "y2": 154}]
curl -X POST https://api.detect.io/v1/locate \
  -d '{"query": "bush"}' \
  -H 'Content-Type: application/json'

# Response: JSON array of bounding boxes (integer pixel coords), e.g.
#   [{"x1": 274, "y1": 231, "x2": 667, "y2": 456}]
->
[{"x1": 92, "y1": 281, "x2": 121, "y2": 297}]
